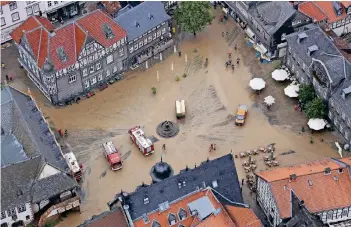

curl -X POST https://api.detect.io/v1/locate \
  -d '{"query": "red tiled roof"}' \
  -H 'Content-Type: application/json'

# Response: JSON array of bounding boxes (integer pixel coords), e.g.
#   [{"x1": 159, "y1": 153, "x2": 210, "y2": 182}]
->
[
  {"x1": 38, "y1": 29, "x2": 49, "y2": 68},
  {"x1": 74, "y1": 24, "x2": 86, "y2": 58},
  {"x1": 50, "y1": 23, "x2": 83, "y2": 70},
  {"x1": 77, "y1": 10, "x2": 126, "y2": 47},
  {"x1": 340, "y1": 157, "x2": 351, "y2": 165},
  {"x1": 11, "y1": 16, "x2": 54, "y2": 44},
  {"x1": 256, "y1": 159, "x2": 351, "y2": 219},
  {"x1": 298, "y1": 2, "x2": 327, "y2": 22},
  {"x1": 341, "y1": 1, "x2": 351, "y2": 8},
  {"x1": 225, "y1": 205, "x2": 262, "y2": 227},
  {"x1": 314, "y1": 1, "x2": 348, "y2": 23},
  {"x1": 84, "y1": 208, "x2": 129, "y2": 227}
]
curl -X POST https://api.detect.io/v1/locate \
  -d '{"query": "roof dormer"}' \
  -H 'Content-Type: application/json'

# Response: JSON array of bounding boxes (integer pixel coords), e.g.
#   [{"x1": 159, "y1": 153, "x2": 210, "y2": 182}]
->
[
  {"x1": 307, "y1": 45, "x2": 318, "y2": 56},
  {"x1": 297, "y1": 32, "x2": 308, "y2": 44}
]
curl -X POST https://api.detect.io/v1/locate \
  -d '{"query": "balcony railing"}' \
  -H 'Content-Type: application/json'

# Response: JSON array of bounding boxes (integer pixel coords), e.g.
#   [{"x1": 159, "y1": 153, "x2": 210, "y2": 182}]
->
[{"x1": 38, "y1": 196, "x2": 80, "y2": 227}]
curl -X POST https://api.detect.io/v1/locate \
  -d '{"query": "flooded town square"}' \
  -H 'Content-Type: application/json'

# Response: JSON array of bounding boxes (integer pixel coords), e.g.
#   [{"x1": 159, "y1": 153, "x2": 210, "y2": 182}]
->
[{"x1": 2, "y1": 8, "x2": 345, "y2": 227}]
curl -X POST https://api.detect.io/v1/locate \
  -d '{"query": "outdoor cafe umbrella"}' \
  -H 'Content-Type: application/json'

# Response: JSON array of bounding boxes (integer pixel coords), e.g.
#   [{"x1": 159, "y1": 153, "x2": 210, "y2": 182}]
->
[
  {"x1": 307, "y1": 118, "x2": 327, "y2": 131},
  {"x1": 264, "y1": 95, "x2": 275, "y2": 106},
  {"x1": 272, "y1": 69, "x2": 288, "y2": 81},
  {"x1": 284, "y1": 84, "x2": 299, "y2": 98},
  {"x1": 249, "y1": 78, "x2": 266, "y2": 91}
]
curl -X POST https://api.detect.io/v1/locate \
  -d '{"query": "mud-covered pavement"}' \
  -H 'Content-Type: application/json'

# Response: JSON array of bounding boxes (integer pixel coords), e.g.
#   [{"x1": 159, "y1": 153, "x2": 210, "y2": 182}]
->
[{"x1": 2, "y1": 9, "x2": 342, "y2": 226}]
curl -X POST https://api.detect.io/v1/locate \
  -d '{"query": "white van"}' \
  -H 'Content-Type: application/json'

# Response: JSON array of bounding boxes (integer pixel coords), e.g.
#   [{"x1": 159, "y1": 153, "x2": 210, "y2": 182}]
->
[{"x1": 176, "y1": 100, "x2": 186, "y2": 119}]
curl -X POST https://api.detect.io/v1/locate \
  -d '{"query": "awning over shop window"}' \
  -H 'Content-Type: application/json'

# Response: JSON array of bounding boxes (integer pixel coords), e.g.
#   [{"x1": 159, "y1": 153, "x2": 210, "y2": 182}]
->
[
  {"x1": 245, "y1": 28, "x2": 255, "y2": 39},
  {"x1": 222, "y1": 7, "x2": 228, "y2": 14}
]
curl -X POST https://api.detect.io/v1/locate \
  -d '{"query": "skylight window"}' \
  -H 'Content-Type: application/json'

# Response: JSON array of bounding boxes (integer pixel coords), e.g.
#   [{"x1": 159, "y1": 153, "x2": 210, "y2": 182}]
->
[{"x1": 102, "y1": 23, "x2": 115, "y2": 40}]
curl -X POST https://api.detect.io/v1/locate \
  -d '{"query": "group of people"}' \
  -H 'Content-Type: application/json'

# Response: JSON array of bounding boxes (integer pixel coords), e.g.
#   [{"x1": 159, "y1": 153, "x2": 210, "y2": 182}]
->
[
  {"x1": 209, "y1": 143, "x2": 217, "y2": 152},
  {"x1": 225, "y1": 51, "x2": 240, "y2": 72}
]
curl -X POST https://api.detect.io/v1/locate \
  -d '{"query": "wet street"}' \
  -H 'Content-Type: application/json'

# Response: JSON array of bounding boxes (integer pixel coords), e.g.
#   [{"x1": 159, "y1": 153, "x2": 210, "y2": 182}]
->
[{"x1": 2, "y1": 10, "x2": 342, "y2": 226}]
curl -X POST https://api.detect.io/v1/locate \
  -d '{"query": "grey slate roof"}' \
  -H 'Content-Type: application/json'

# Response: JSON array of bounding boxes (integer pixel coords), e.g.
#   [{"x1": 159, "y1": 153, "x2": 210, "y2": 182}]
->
[
  {"x1": 109, "y1": 154, "x2": 244, "y2": 220},
  {"x1": 2, "y1": 86, "x2": 69, "y2": 171},
  {"x1": 248, "y1": 1, "x2": 296, "y2": 35},
  {"x1": 1, "y1": 87, "x2": 12, "y2": 104},
  {"x1": 285, "y1": 24, "x2": 349, "y2": 87},
  {"x1": 114, "y1": 1, "x2": 171, "y2": 41},
  {"x1": 115, "y1": 4, "x2": 133, "y2": 17},
  {"x1": 1, "y1": 134, "x2": 28, "y2": 167},
  {"x1": 1, "y1": 156, "x2": 78, "y2": 210},
  {"x1": 330, "y1": 80, "x2": 351, "y2": 116}
]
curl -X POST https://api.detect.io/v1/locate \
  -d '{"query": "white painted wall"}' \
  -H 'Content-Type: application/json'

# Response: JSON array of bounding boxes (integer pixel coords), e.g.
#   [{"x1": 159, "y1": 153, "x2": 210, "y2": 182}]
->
[
  {"x1": 38, "y1": 164, "x2": 61, "y2": 180},
  {"x1": 332, "y1": 22, "x2": 351, "y2": 36},
  {"x1": 317, "y1": 206, "x2": 351, "y2": 225},
  {"x1": 0, "y1": 203, "x2": 33, "y2": 226}
]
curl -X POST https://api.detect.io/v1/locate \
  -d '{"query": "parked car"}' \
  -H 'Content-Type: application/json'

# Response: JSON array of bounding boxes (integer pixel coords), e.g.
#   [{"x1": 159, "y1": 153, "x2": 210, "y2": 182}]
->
[{"x1": 235, "y1": 105, "x2": 248, "y2": 126}]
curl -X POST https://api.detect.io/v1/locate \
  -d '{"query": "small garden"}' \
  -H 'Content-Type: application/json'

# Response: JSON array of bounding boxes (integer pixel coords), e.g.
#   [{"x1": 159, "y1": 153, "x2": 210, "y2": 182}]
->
[{"x1": 299, "y1": 85, "x2": 327, "y2": 119}]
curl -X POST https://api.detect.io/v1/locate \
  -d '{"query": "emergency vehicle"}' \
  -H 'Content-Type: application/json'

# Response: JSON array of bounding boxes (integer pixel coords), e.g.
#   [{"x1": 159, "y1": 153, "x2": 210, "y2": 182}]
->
[
  {"x1": 64, "y1": 152, "x2": 83, "y2": 182},
  {"x1": 102, "y1": 141, "x2": 123, "y2": 171},
  {"x1": 128, "y1": 126, "x2": 155, "y2": 156}
]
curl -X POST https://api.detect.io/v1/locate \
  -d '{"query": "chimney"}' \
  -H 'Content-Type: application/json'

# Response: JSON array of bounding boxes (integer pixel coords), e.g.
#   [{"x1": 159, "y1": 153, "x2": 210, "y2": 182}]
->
[
  {"x1": 148, "y1": 13, "x2": 154, "y2": 20},
  {"x1": 289, "y1": 174, "x2": 297, "y2": 181},
  {"x1": 135, "y1": 21, "x2": 140, "y2": 28},
  {"x1": 334, "y1": 175, "x2": 339, "y2": 181}
]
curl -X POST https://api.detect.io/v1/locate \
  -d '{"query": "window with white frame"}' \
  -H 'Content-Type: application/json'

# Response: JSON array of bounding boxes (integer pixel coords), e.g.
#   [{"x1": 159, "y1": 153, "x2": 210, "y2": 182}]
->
[
  {"x1": 161, "y1": 27, "x2": 166, "y2": 35},
  {"x1": 121, "y1": 38, "x2": 125, "y2": 44},
  {"x1": 153, "y1": 32, "x2": 157, "y2": 40},
  {"x1": 89, "y1": 65, "x2": 94, "y2": 73},
  {"x1": 157, "y1": 31, "x2": 161, "y2": 37},
  {"x1": 84, "y1": 80, "x2": 89, "y2": 88},
  {"x1": 26, "y1": 6, "x2": 33, "y2": 16},
  {"x1": 106, "y1": 54, "x2": 113, "y2": 64},
  {"x1": 119, "y1": 48, "x2": 124, "y2": 57},
  {"x1": 98, "y1": 73, "x2": 103, "y2": 81},
  {"x1": 54, "y1": 1, "x2": 58, "y2": 5},
  {"x1": 1, "y1": 17, "x2": 5, "y2": 26},
  {"x1": 90, "y1": 77, "x2": 97, "y2": 85},
  {"x1": 33, "y1": 4, "x2": 40, "y2": 13},
  {"x1": 1, "y1": 211, "x2": 6, "y2": 219},
  {"x1": 83, "y1": 68, "x2": 88, "y2": 77},
  {"x1": 48, "y1": 1, "x2": 52, "y2": 7},
  {"x1": 17, "y1": 204, "x2": 26, "y2": 213},
  {"x1": 9, "y1": 2, "x2": 17, "y2": 11},
  {"x1": 96, "y1": 62, "x2": 101, "y2": 70},
  {"x1": 139, "y1": 41, "x2": 143, "y2": 48},
  {"x1": 106, "y1": 69, "x2": 111, "y2": 77},
  {"x1": 144, "y1": 38, "x2": 147, "y2": 45},
  {"x1": 129, "y1": 46, "x2": 134, "y2": 53},
  {"x1": 68, "y1": 74, "x2": 76, "y2": 83},
  {"x1": 113, "y1": 66, "x2": 117, "y2": 73},
  {"x1": 11, "y1": 12, "x2": 20, "y2": 22},
  {"x1": 148, "y1": 35, "x2": 152, "y2": 42},
  {"x1": 134, "y1": 43, "x2": 138, "y2": 50},
  {"x1": 7, "y1": 208, "x2": 16, "y2": 216}
]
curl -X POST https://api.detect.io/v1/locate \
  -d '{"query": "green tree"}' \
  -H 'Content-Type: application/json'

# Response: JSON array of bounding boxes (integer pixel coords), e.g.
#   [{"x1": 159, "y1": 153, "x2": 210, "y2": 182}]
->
[
  {"x1": 305, "y1": 98, "x2": 326, "y2": 119},
  {"x1": 299, "y1": 85, "x2": 316, "y2": 104},
  {"x1": 175, "y1": 2, "x2": 214, "y2": 37}
]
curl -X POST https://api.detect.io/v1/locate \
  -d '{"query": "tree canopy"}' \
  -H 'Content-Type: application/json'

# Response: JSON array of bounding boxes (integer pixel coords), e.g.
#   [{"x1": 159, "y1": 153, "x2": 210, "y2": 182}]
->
[
  {"x1": 175, "y1": 2, "x2": 214, "y2": 37},
  {"x1": 299, "y1": 85, "x2": 316, "y2": 104},
  {"x1": 305, "y1": 98, "x2": 326, "y2": 119}
]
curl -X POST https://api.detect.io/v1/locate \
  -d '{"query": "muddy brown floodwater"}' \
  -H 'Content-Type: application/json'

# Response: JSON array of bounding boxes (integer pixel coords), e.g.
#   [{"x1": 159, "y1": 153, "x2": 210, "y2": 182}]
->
[{"x1": 12, "y1": 10, "x2": 341, "y2": 227}]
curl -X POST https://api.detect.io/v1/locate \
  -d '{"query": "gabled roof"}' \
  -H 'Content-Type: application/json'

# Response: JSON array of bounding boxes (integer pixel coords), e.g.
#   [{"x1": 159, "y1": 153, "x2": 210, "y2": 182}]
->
[
  {"x1": 256, "y1": 158, "x2": 351, "y2": 219},
  {"x1": 11, "y1": 16, "x2": 55, "y2": 44},
  {"x1": 25, "y1": 27, "x2": 50, "y2": 68},
  {"x1": 114, "y1": 1, "x2": 171, "y2": 41},
  {"x1": 109, "y1": 154, "x2": 244, "y2": 221},
  {"x1": 1, "y1": 86, "x2": 69, "y2": 171},
  {"x1": 298, "y1": 2, "x2": 328, "y2": 22},
  {"x1": 1, "y1": 156, "x2": 78, "y2": 210},
  {"x1": 314, "y1": 1, "x2": 348, "y2": 23},
  {"x1": 78, "y1": 207, "x2": 129, "y2": 227},
  {"x1": 1, "y1": 133, "x2": 28, "y2": 167},
  {"x1": 248, "y1": 1, "x2": 296, "y2": 35},
  {"x1": 341, "y1": 1, "x2": 351, "y2": 8},
  {"x1": 77, "y1": 10, "x2": 126, "y2": 48}
]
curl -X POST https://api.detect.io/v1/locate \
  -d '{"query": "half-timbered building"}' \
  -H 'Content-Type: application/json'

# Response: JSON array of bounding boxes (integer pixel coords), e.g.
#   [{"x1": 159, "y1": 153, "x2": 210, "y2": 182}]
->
[{"x1": 11, "y1": 10, "x2": 127, "y2": 105}]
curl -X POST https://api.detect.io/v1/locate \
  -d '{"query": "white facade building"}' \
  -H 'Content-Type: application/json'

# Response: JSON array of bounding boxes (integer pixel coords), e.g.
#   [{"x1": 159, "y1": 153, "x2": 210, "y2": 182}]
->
[{"x1": 1, "y1": 203, "x2": 33, "y2": 226}]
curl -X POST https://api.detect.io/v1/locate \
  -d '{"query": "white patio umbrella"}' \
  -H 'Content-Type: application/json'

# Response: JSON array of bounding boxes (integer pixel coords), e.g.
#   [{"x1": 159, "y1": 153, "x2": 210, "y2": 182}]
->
[
  {"x1": 272, "y1": 69, "x2": 288, "y2": 81},
  {"x1": 307, "y1": 118, "x2": 327, "y2": 131},
  {"x1": 264, "y1": 95, "x2": 276, "y2": 106},
  {"x1": 249, "y1": 78, "x2": 266, "y2": 91},
  {"x1": 284, "y1": 84, "x2": 299, "y2": 98}
]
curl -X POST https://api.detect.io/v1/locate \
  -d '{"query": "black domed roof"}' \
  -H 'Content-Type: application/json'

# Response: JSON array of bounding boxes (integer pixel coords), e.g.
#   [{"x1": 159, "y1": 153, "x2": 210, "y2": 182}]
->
[{"x1": 150, "y1": 158, "x2": 174, "y2": 183}]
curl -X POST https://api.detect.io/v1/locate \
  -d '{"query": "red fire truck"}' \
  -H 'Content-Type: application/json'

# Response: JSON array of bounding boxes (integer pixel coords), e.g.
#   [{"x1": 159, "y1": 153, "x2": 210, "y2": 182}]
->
[
  {"x1": 128, "y1": 126, "x2": 155, "y2": 156},
  {"x1": 102, "y1": 141, "x2": 123, "y2": 171}
]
